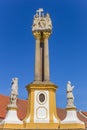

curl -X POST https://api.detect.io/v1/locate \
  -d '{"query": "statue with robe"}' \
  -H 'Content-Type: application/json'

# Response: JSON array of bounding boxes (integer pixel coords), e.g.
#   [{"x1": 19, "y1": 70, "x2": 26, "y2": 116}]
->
[
  {"x1": 9, "y1": 78, "x2": 18, "y2": 107},
  {"x1": 66, "y1": 81, "x2": 75, "y2": 108},
  {"x1": 45, "y1": 13, "x2": 52, "y2": 30}
]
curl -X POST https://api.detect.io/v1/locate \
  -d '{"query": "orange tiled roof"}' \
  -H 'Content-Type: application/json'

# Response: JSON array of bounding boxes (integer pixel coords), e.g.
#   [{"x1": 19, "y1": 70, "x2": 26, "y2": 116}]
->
[
  {"x1": 0, "y1": 94, "x2": 27, "y2": 120},
  {"x1": 77, "y1": 112, "x2": 87, "y2": 127},
  {"x1": 57, "y1": 107, "x2": 66, "y2": 120},
  {"x1": 0, "y1": 94, "x2": 9, "y2": 119},
  {"x1": 82, "y1": 112, "x2": 87, "y2": 117},
  {"x1": 0, "y1": 94, "x2": 87, "y2": 127}
]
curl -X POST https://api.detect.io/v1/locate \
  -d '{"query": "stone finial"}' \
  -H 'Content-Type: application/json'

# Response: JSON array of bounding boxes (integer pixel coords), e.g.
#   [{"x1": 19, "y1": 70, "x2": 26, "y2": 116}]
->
[
  {"x1": 32, "y1": 8, "x2": 52, "y2": 32},
  {"x1": 8, "y1": 78, "x2": 18, "y2": 108},
  {"x1": 66, "y1": 81, "x2": 75, "y2": 108}
]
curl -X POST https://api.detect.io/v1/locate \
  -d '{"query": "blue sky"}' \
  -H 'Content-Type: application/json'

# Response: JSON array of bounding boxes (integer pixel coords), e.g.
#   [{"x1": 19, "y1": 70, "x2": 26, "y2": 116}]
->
[{"x1": 0, "y1": 0, "x2": 87, "y2": 111}]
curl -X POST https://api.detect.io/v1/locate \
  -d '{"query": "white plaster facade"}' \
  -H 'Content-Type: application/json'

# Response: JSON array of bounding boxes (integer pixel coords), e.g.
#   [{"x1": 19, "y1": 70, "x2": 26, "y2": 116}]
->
[
  {"x1": 61, "y1": 110, "x2": 84, "y2": 125},
  {"x1": 0, "y1": 109, "x2": 23, "y2": 124},
  {"x1": 34, "y1": 90, "x2": 49, "y2": 123}
]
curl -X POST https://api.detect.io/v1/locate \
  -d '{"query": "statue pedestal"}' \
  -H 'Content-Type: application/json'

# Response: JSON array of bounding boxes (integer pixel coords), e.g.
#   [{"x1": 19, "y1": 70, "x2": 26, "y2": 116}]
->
[
  {"x1": 60, "y1": 107, "x2": 85, "y2": 129},
  {"x1": 23, "y1": 83, "x2": 60, "y2": 129},
  {"x1": 0, "y1": 106, "x2": 23, "y2": 129}
]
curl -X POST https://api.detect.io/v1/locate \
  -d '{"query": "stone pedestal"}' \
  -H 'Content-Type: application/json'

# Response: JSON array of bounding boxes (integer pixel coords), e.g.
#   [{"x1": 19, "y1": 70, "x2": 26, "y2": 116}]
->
[
  {"x1": 23, "y1": 83, "x2": 60, "y2": 129},
  {"x1": 0, "y1": 106, "x2": 23, "y2": 129},
  {"x1": 60, "y1": 107, "x2": 85, "y2": 129}
]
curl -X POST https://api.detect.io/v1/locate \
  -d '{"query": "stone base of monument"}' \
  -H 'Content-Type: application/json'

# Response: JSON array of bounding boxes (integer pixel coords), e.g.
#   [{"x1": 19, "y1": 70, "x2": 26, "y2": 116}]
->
[
  {"x1": 23, "y1": 83, "x2": 60, "y2": 129},
  {"x1": 60, "y1": 107, "x2": 85, "y2": 129},
  {"x1": 0, "y1": 106, "x2": 23, "y2": 129},
  {"x1": 23, "y1": 123, "x2": 59, "y2": 129}
]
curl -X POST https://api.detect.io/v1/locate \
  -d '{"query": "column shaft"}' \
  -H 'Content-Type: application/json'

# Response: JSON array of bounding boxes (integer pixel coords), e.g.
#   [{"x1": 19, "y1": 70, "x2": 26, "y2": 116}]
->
[
  {"x1": 35, "y1": 38, "x2": 41, "y2": 81},
  {"x1": 44, "y1": 38, "x2": 50, "y2": 81}
]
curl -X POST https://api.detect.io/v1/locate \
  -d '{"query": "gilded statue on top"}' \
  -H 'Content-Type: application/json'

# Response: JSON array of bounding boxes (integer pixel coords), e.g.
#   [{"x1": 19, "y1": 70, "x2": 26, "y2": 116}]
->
[{"x1": 32, "y1": 8, "x2": 52, "y2": 32}]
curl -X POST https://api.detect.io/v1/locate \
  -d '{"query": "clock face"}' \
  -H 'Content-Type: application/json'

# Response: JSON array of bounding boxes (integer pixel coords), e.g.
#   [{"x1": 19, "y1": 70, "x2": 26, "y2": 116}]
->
[{"x1": 37, "y1": 91, "x2": 47, "y2": 105}]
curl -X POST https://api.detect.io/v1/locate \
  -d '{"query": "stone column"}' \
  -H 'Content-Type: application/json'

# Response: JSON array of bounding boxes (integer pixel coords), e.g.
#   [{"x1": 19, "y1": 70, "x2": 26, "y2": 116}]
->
[
  {"x1": 43, "y1": 32, "x2": 51, "y2": 81},
  {"x1": 33, "y1": 32, "x2": 41, "y2": 81}
]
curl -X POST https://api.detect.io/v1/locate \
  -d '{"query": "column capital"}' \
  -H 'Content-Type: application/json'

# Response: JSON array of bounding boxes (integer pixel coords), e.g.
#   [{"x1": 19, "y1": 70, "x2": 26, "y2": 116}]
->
[
  {"x1": 43, "y1": 32, "x2": 51, "y2": 39},
  {"x1": 33, "y1": 31, "x2": 41, "y2": 40}
]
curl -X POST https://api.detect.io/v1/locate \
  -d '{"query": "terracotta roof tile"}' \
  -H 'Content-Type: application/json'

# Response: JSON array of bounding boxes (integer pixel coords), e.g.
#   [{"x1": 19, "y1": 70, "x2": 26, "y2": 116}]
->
[
  {"x1": 77, "y1": 112, "x2": 87, "y2": 127},
  {"x1": 0, "y1": 94, "x2": 28, "y2": 120},
  {"x1": 56, "y1": 107, "x2": 66, "y2": 120},
  {"x1": 82, "y1": 112, "x2": 87, "y2": 116},
  {"x1": 17, "y1": 98, "x2": 28, "y2": 120},
  {"x1": 0, "y1": 94, "x2": 9, "y2": 119}
]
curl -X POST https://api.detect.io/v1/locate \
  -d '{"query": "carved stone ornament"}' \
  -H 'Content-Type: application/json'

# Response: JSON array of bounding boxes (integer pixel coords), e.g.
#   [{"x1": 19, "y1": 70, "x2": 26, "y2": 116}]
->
[{"x1": 32, "y1": 8, "x2": 52, "y2": 32}]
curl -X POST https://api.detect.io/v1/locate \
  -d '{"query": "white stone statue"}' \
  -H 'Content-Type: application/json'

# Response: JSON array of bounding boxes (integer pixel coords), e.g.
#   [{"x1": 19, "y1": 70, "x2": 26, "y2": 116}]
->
[
  {"x1": 45, "y1": 13, "x2": 52, "y2": 30},
  {"x1": 9, "y1": 78, "x2": 18, "y2": 107},
  {"x1": 32, "y1": 8, "x2": 52, "y2": 32},
  {"x1": 66, "y1": 81, "x2": 75, "y2": 108},
  {"x1": 32, "y1": 13, "x2": 39, "y2": 31},
  {"x1": 39, "y1": 14, "x2": 46, "y2": 29},
  {"x1": 67, "y1": 81, "x2": 74, "y2": 99}
]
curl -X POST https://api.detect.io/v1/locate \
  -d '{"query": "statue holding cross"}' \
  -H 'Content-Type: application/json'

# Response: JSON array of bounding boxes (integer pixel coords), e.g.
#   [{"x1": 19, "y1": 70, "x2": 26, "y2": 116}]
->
[{"x1": 32, "y1": 8, "x2": 52, "y2": 32}]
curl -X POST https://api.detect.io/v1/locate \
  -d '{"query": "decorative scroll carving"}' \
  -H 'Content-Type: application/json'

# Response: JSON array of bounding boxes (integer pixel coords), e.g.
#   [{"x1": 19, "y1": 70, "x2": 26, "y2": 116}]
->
[{"x1": 32, "y1": 8, "x2": 52, "y2": 32}]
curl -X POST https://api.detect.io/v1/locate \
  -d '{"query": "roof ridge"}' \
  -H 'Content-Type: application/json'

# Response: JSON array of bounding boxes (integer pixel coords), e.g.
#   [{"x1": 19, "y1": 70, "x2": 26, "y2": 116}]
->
[{"x1": 79, "y1": 110, "x2": 87, "y2": 119}]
